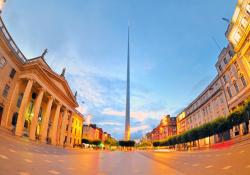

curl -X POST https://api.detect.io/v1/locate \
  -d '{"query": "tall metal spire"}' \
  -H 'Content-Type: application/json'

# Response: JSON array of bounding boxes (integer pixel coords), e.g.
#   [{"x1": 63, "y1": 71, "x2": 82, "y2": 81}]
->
[{"x1": 124, "y1": 25, "x2": 130, "y2": 141}]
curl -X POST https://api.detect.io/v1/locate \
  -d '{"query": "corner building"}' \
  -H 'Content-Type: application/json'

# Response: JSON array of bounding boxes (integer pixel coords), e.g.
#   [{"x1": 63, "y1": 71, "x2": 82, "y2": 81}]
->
[
  {"x1": 0, "y1": 17, "x2": 83, "y2": 147},
  {"x1": 177, "y1": 0, "x2": 250, "y2": 142}
]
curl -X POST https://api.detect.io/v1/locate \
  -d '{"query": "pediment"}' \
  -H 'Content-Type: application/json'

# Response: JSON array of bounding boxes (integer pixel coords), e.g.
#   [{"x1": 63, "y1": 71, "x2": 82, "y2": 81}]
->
[
  {"x1": 41, "y1": 66, "x2": 77, "y2": 105},
  {"x1": 24, "y1": 57, "x2": 78, "y2": 107}
]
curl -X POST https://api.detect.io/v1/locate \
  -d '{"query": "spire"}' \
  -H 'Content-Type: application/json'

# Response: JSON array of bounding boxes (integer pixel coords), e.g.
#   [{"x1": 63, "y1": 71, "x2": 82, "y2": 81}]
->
[
  {"x1": 124, "y1": 24, "x2": 131, "y2": 141},
  {"x1": 61, "y1": 67, "x2": 66, "y2": 77}
]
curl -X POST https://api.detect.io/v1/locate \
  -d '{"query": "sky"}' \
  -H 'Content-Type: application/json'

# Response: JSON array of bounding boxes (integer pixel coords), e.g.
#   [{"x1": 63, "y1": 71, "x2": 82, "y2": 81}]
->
[{"x1": 2, "y1": 0, "x2": 237, "y2": 140}]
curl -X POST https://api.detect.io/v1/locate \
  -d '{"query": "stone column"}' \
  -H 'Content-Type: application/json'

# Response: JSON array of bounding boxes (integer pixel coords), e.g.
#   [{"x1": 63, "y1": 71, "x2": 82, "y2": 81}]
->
[
  {"x1": 51, "y1": 103, "x2": 62, "y2": 145},
  {"x1": 29, "y1": 88, "x2": 44, "y2": 141},
  {"x1": 15, "y1": 79, "x2": 34, "y2": 136},
  {"x1": 1, "y1": 80, "x2": 20, "y2": 128},
  {"x1": 66, "y1": 113, "x2": 73, "y2": 147},
  {"x1": 59, "y1": 109, "x2": 68, "y2": 146},
  {"x1": 40, "y1": 96, "x2": 53, "y2": 143}
]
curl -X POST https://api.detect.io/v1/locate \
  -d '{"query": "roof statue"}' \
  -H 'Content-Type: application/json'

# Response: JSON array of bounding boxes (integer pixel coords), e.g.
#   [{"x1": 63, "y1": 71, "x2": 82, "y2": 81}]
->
[
  {"x1": 61, "y1": 67, "x2": 66, "y2": 77},
  {"x1": 41, "y1": 48, "x2": 48, "y2": 58}
]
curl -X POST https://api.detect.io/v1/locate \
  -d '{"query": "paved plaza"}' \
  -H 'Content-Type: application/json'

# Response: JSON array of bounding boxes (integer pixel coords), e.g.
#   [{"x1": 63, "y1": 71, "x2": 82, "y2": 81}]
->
[{"x1": 1, "y1": 131, "x2": 250, "y2": 175}]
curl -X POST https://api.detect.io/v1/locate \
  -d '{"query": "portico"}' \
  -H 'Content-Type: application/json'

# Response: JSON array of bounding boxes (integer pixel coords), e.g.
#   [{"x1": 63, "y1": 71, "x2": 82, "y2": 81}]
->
[{"x1": 1, "y1": 57, "x2": 78, "y2": 146}]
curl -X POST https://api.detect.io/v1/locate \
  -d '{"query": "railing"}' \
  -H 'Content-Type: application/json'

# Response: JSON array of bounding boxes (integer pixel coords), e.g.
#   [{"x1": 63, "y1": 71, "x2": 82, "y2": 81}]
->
[{"x1": 0, "y1": 16, "x2": 27, "y2": 63}]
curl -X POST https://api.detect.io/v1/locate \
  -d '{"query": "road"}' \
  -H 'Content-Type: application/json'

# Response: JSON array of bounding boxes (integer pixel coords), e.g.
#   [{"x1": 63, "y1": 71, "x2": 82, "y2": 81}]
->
[{"x1": 0, "y1": 131, "x2": 250, "y2": 175}]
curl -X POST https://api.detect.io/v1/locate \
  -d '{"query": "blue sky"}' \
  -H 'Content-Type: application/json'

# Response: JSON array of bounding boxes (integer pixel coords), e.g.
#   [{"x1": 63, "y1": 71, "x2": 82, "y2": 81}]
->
[{"x1": 3, "y1": 0, "x2": 237, "y2": 140}]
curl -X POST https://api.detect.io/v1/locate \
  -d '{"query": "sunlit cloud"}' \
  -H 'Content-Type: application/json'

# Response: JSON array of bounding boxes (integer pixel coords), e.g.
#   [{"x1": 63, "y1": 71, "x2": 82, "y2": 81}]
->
[
  {"x1": 131, "y1": 125, "x2": 149, "y2": 133},
  {"x1": 97, "y1": 121, "x2": 122, "y2": 126}
]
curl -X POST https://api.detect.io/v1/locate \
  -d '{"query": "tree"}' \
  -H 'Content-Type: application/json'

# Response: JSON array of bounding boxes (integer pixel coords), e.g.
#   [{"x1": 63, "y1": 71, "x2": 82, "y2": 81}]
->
[
  {"x1": 91, "y1": 140, "x2": 102, "y2": 146},
  {"x1": 119, "y1": 140, "x2": 136, "y2": 147},
  {"x1": 82, "y1": 138, "x2": 90, "y2": 144}
]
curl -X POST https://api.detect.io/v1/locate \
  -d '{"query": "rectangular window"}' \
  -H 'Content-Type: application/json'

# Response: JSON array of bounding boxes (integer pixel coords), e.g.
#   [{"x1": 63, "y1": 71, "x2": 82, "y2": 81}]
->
[
  {"x1": 2, "y1": 84, "x2": 10, "y2": 98},
  {"x1": 223, "y1": 75, "x2": 227, "y2": 84},
  {"x1": 233, "y1": 30, "x2": 241, "y2": 44},
  {"x1": 16, "y1": 93, "x2": 23, "y2": 108},
  {"x1": 234, "y1": 61, "x2": 239, "y2": 69},
  {"x1": 246, "y1": 4, "x2": 250, "y2": 15},
  {"x1": 219, "y1": 65, "x2": 222, "y2": 71},
  {"x1": 9, "y1": 68, "x2": 16, "y2": 79},
  {"x1": 227, "y1": 87, "x2": 232, "y2": 98},
  {"x1": 241, "y1": 76, "x2": 247, "y2": 87},
  {"x1": 228, "y1": 50, "x2": 234, "y2": 58},
  {"x1": 223, "y1": 58, "x2": 228, "y2": 65},
  {"x1": 234, "y1": 82, "x2": 239, "y2": 93},
  {"x1": 240, "y1": 17, "x2": 248, "y2": 28}
]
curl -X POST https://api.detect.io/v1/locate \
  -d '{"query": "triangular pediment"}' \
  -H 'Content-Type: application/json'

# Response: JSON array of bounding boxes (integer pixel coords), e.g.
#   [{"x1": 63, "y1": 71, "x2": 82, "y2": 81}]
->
[
  {"x1": 41, "y1": 66, "x2": 77, "y2": 105},
  {"x1": 24, "y1": 57, "x2": 78, "y2": 107}
]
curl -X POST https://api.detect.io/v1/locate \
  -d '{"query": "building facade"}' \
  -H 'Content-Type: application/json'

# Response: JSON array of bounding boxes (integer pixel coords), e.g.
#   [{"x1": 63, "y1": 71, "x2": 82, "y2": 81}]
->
[
  {"x1": 82, "y1": 124, "x2": 102, "y2": 141},
  {"x1": 0, "y1": 17, "x2": 84, "y2": 147},
  {"x1": 82, "y1": 124, "x2": 114, "y2": 143},
  {"x1": 68, "y1": 110, "x2": 84, "y2": 146},
  {"x1": 177, "y1": 0, "x2": 250, "y2": 140},
  {"x1": 145, "y1": 115, "x2": 177, "y2": 141},
  {"x1": 177, "y1": 76, "x2": 229, "y2": 135}
]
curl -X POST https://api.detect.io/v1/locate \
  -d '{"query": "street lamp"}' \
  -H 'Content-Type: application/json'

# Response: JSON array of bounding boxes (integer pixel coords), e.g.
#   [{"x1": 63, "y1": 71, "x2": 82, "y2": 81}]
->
[{"x1": 0, "y1": 0, "x2": 6, "y2": 14}]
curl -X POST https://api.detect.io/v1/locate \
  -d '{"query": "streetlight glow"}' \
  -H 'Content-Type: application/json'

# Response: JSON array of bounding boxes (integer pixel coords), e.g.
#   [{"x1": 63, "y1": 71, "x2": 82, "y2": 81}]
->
[{"x1": 0, "y1": 0, "x2": 6, "y2": 13}]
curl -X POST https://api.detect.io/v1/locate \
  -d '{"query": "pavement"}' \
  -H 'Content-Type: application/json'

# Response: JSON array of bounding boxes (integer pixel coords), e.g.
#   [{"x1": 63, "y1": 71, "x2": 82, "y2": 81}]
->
[{"x1": 0, "y1": 131, "x2": 250, "y2": 175}]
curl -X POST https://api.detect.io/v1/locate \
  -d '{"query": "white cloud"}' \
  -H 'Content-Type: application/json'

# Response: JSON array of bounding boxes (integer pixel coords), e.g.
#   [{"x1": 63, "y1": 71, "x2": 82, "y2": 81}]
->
[
  {"x1": 102, "y1": 108, "x2": 124, "y2": 117},
  {"x1": 101, "y1": 108, "x2": 166, "y2": 122},
  {"x1": 76, "y1": 105, "x2": 88, "y2": 114},
  {"x1": 97, "y1": 121, "x2": 122, "y2": 126},
  {"x1": 131, "y1": 125, "x2": 149, "y2": 133}
]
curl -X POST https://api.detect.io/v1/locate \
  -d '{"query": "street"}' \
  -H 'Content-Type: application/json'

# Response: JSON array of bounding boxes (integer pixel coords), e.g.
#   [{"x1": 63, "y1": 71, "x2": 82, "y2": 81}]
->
[{"x1": 1, "y1": 131, "x2": 250, "y2": 175}]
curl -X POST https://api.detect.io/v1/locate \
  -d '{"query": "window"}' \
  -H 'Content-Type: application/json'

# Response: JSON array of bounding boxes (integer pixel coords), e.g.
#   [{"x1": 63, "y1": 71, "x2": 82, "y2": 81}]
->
[
  {"x1": 227, "y1": 87, "x2": 232, "y2": 98},
  {"x1": 241, "y1": 75, "x2": 247, "y2": 87},
  {"x1": 223, "y1": 58, "x2": 228, "y2": 64},
  {"x1": 2, "y1": 84, "x2": 10, "y2": 98},
  {"x1": 229, "y1": 50, "x2": 234, "y2": 58},
  {"x1": 234, "y1": 61, "x2": 239, "y2": 69},
  {"x1": 240, "y1": 17, "x2": 248, "y2": 28},
  {"x1": 233, "y1": 81, "x2": 239, "y2": 93},
  {"x1": 246, "y1": 3, "x2": 250, "y2": 15},
  {"x1": 219, "y1": 65, "x2": 222, "y2": 71},
  {"x1": 0, "y1": 57, "x2": 6, "y2": 68},
  {"x1": 16, "y1": 93, "x2": 23, "y2": 108},
  {"x1": 9, "y1": 68, "x2": 16, "y2": 79},
  {"x1": 223, "y1": 75, "x2": 227, "y2": 84},
  {"x1": 233, "y1": 30, "x2": 241, "y2": 44}
]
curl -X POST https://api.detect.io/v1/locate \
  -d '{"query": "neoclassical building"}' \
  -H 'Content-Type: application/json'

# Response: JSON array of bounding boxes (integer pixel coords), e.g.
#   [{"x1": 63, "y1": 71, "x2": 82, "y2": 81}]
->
[{"x1": 0, "y1": 16, "x2": 84, "y2": 146}]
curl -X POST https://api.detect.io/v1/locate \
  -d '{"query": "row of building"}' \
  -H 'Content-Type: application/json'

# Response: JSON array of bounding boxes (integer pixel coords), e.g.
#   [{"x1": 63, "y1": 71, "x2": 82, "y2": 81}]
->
[
  {"x1": 0, "y1": 14, "x2": 86, "y2": 147},
  {"x1": 145, "y1": 0, "x2": 250, "y2": 144},
  {"x1": 82, "y1": 124, "x2": 116, "y2": 143}
]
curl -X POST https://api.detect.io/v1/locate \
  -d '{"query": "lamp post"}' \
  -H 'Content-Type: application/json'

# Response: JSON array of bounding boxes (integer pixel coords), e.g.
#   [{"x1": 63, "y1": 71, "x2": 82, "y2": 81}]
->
[{"x1": 0, "y1": 0, "x2": 6, "y2": 14}]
